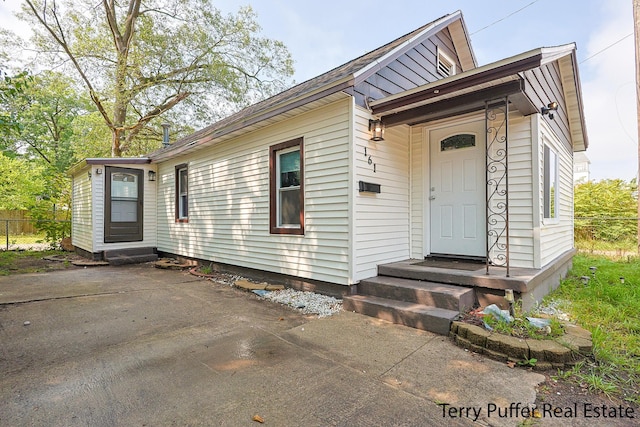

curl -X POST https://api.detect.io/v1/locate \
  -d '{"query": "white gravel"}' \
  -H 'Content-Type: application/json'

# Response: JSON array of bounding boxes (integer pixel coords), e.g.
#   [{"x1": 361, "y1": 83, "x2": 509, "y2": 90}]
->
[{"x1": 261, "y1": 288, "x2": 343, "y2": 318}]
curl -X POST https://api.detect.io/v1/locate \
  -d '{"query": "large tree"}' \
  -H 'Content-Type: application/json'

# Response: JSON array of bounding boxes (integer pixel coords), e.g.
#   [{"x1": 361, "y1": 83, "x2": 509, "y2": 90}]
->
[
  {"x1": 20, "y1": 0, "x2": 294, "y2": 156},
  {"x1": 1, "y1": 71, "x2": 85, "y2": 172}
]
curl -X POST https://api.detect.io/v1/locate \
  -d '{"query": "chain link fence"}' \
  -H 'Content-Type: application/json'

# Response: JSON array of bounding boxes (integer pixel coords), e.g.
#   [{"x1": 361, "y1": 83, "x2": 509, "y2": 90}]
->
[{"x1": 0, "y1": 219, "x2": 71, "y2": 251}]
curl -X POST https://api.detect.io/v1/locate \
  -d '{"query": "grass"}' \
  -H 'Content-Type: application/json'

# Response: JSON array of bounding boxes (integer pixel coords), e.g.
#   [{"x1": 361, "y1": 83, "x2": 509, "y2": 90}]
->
[
  {"x1": 483, "y1": 303, "x2": 565, "y2": 339},
  {"x1": 0, "y1": 249, "x2": 67, "y2": 275},
  {"x1": 545, "y1": 254, "x2": 640, "y2": 403}
]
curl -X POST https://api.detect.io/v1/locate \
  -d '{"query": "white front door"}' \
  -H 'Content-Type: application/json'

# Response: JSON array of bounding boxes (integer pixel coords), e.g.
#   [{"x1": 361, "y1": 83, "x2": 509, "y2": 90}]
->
[{"x1": 429, "y1": 120, "x2": 486, "y2": 257}]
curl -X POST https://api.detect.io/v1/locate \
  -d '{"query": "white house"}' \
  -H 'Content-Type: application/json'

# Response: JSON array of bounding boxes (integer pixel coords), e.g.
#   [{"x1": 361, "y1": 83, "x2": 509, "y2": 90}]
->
[{"x1": 70, "y1": 11, "x2": 588, "y2": 333}]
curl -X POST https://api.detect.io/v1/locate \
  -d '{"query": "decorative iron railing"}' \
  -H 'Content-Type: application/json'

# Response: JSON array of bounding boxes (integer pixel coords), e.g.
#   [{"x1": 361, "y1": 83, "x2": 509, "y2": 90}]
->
[{"x1": 485, "y1": 97, "x2": 510, "y2": 276}]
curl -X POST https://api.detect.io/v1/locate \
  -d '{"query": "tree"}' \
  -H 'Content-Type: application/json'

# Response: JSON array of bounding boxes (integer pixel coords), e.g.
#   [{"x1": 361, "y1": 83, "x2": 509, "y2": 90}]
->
[
  {"x1": 574, "y1": 179, "x2": 638, "y2": 243},
  {"x1": 0, "y1": 71, "x2": 31, "y2": 136},
  {"x1": 19, "y1": 0, "x2": 294, "y2": 157},
  {"x1": 2, "y1": 71, "x2": 86, "y2": 173},
  {"x1": 0, "y1": 153, "x2": 45, "y2": 210}
]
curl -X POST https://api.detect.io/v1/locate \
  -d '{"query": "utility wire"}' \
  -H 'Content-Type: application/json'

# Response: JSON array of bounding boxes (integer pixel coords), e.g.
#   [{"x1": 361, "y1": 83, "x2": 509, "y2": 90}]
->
[
  {"x1": 580, "y1": 33, "x2": 634, "y2": 63},
  {"x1": 470, "y1": 0, "x2": 541, "y2": 35}
]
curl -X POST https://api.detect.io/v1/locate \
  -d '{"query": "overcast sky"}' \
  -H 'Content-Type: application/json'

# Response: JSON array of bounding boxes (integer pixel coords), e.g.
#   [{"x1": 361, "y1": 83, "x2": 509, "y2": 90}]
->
[{"x1": 1, "y1": 0, "x2": 636, "y2": 181}]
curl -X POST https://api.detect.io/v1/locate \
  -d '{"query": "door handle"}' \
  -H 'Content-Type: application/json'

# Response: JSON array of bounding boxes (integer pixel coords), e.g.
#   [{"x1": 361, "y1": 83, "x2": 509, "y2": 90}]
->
[{"x1": 429, "y1": 195, "x2": 436, "y2": 200}]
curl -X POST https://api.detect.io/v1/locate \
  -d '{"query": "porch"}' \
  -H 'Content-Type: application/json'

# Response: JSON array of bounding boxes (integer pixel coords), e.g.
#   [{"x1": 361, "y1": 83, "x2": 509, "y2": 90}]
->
[{"x1": 343, "y1": 249, "x2": 575, "y2": 335}]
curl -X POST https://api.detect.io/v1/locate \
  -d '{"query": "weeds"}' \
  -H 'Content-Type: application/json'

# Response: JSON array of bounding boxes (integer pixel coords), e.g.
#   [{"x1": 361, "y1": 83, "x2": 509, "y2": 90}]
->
[{"x1": 546, "y1": 254, "x2": 640, "y2": 404}]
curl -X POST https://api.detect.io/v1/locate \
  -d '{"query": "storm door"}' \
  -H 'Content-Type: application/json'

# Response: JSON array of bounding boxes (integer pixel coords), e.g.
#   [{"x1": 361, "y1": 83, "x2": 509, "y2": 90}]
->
[{"x1": 105, "y1": 167, "x2": 143, "y2": 243}]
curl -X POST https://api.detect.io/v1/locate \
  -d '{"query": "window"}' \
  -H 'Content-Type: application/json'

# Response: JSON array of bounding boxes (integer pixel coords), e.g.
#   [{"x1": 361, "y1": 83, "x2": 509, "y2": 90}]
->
[
  {"x1": 441, "y1": 134, "x2": 475, "y2": 151},
  {"x1": 175, "y1": 164, "x2": 188, "y2": 222},
  {"x1": 270, "y1": 138, "x2": 304, "y2": 235},
  {"x1": 436, "y1": 47, "x2": 456, "y2": 77},
  {"x1": 543, "y1": 145, "x2": 558, "y2": 220}
]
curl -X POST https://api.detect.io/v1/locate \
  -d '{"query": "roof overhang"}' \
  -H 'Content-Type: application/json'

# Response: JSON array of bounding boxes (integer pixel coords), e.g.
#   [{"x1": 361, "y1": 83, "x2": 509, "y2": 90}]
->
[
  {"x1": 371, "y1": 44, "x2": 588, "y2": 151},
  {"x1": 68, "y1": 157, "x2": 151, "y2": 176}
]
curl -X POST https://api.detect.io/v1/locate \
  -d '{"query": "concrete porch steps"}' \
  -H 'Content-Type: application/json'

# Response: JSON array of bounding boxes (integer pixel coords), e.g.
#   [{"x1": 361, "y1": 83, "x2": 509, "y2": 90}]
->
[
  {"x1": 342, "y1": 294, "x2": 459, "y2": 335},
  {"x1": 104, "y1": 248, "x2": 158, "y2": 266},
  {"x1": 357, "y1": 276, "x2": 475, "y2": 312},
  {"x1": 344, "y1": 274, "x2": 476, "y2": 335}
]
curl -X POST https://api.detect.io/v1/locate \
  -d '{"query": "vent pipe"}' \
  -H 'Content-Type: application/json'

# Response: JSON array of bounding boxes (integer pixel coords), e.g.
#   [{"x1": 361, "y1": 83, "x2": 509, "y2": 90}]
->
[{"x1": 161, "y1": 123, "x2": 170, "y2": 148}]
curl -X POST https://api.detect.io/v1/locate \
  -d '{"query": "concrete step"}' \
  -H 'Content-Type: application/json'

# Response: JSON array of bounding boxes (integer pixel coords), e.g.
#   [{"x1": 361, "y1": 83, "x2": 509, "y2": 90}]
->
[
  {"x1": 343, "y1": 294, "x2": 458, "y2": 335},
  {"x1": 104, "y1": 248, "x2": 158, "y2": 266},
  {"x1": 106, "y1": 254, "x2": 158, "y2": 266},
  {"x1": 358, "y1": 276, "x2": 475, "y2": 312}
]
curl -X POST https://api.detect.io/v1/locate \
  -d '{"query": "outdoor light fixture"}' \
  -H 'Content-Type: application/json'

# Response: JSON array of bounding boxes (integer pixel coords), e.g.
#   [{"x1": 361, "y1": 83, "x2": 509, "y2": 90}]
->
[
  {"x1": 369, "y1": 119, "x2": 384, "y2": 141},
  {"x1": 96, "y1": 168, "x2": 102, "y2": 175},
  {"x1": 148, "y1": 170, "x2": 157, "y2": 182},
  {"x1": 541, "y1": 101, "x2": 559, "y2": 119}
]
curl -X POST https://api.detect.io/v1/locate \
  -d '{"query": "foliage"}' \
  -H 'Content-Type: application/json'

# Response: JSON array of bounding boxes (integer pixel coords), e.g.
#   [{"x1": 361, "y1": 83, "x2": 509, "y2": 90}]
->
[
  {"x1": 0, "y1": 154, "x2": 45, "y2": 210},
  {"x1": 483, "y1": 303, "x2": 565, "y2": 340},
  {"x1": 28, "y1": 171, "x2": 72, "y2": 246},
  {"x1": 0, "y1": 71, "x2": 32, "y2": 135},
  {"x1": 20, "y1": 0, "x2": 295, "y2": 156},
  {"x1": 1, "y1": 71, "x2": 86, "y2": 173},
  {"x1": 547, "y1": 254, "x2": 640, "y2": 403},
  {"x1": 574, "y1": 179, "x2": 637, "y2": 244}
]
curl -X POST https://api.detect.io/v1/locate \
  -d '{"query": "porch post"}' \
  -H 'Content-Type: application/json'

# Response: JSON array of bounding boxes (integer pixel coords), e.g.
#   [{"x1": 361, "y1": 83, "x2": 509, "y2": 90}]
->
[{"x1": 485, "y1": 97, "x2": 510, "y2": 277}]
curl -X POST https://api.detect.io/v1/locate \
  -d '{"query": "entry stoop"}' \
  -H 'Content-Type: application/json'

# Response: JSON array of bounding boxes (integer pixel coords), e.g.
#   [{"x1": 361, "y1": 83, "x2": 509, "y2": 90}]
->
[
  {"x1": 103, "y1": 247, "x2": 158, "y2": 265},
  {"x1": 343, "y1": 276, "x2": 475, "y2": 335}
]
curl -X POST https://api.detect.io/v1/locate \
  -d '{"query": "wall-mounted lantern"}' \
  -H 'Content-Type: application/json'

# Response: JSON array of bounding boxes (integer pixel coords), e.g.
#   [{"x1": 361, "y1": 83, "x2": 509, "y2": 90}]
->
[
  {"x1": 541, "y1": 101, "x2": 558, "y2": 120},
  {"x1": 369, "y1": 119, "x2": 385, "y2": 141},
  {"x1": 148, "y1": 170, "x2": 157, "y2": 182}
]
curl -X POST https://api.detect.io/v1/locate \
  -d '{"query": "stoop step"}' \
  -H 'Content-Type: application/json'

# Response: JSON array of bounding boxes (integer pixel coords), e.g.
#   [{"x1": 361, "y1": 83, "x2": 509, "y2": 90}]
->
[
  {"x1": 103, "y1": 248, "x2": 158, "y2": 266},
  {"x1": 343, "y1": 294, "x2": 459, "y2": 335},
  {"x1": 358, "y1": 276, "x2": 475, "y2": 312}
]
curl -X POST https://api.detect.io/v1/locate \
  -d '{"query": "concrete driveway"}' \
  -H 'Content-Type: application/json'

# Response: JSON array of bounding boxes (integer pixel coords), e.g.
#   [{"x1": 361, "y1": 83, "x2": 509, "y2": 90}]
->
[{"x1": 0, "y1": 264, "x2": 545, "y2": 426}]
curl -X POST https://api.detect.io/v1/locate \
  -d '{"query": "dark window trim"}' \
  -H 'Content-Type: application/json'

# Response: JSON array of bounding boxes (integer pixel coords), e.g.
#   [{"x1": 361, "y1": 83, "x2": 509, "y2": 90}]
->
[
  {"x1": 175, "y1": 163, "x2": 189, "y2": 223},
  {"x1": 269, "y1": 137, "x2": 304, "y2": 235}
]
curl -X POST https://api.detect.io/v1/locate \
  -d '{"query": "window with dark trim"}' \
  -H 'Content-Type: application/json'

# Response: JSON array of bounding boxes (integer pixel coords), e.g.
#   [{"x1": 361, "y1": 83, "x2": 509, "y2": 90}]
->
[
  {"x1": 270, "y1": 138, "x2": 304, "y2": 235},
  {"x1": 175, "y1": 164, "x2": 188, "y2": 222},
  {"x1": 543, "y1": 145, "x2": 558, "y2": 220}
]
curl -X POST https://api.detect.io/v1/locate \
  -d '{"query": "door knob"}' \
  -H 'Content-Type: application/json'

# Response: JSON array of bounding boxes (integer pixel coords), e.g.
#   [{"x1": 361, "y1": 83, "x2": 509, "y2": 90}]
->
[{"x1": 429, "y1": 195, "x2": 436, "y2": 200}]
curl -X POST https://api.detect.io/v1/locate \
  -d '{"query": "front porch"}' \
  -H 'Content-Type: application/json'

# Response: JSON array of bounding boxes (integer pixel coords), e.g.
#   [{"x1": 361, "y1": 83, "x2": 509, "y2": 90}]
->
[{"x1": 343, "y1": 249, "x2": 575, "y2": 335}]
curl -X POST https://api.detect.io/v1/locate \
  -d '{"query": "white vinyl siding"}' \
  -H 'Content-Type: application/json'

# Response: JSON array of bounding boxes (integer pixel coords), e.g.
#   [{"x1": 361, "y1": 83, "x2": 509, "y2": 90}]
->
[
  {"x1": 410, "y1": 125, "x2": 424, "y2": 258},
  {"x1": 536, "y1": 117, "x2": 574, "y2": 267},
  {"x1": 71, "y1": 164, "x2": 157, "y2": 254},
  {"x1": 71, "y1": 168, "x2": 93, "y2": 252},
  {"x1": 354, "y1": 106, "x2": 410, "y2": 281},
  {"x1": 504, "y1": 114, "x2": 536, "y2": 267},
  {"x1": 410, "y1": 112, "x2": 536, "y2": 268},
  {"x1": 156, "y1": 98, "x2": 351, "y2": 285}
]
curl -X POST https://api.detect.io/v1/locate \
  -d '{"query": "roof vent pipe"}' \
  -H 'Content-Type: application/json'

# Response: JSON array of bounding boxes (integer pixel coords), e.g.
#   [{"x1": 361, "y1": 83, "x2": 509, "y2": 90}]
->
[{"x1": 161, "y1": 123, "x2": 170, "y2": 148}]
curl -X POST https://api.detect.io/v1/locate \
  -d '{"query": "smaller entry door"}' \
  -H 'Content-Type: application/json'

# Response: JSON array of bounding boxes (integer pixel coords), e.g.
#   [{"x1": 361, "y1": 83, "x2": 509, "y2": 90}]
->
[
  {"x1": 429, "y1": 120, "x2": 486, "y2": 257},
  {"x1": 105, "y1": 167, "x2": 143, "y2": 243}
]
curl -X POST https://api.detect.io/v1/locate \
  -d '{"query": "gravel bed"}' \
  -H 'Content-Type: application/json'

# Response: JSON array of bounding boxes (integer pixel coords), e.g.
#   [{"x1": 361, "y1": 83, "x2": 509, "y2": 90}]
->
[
  {"x1": 195, "y1": 270, "x2": 343, "y2": 317},
  {"x1": 532, "y1": 299, "x2": 571, "y2": 321},
  {"x1": 261, "y1": 288, "x2": 342, "y2": 318}
]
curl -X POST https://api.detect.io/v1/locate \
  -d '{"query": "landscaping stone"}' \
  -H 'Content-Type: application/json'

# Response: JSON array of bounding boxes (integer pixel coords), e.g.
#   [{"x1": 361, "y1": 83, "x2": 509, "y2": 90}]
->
[
  {"x1": 542, "y1": 340, "x2": 573, "y2": 363},
  {"x1": 449, "y1": 320, "x2": 592, "y2": 370},
  {"x1": 486, "y1": 334, "x2": 529, "y2": 360}
]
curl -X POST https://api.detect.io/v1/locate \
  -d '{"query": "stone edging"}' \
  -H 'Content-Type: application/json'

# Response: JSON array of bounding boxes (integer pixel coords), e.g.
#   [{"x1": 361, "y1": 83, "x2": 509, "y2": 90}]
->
[{"x1": 450, "y1": 321, "x2": 593, "y2": 370}]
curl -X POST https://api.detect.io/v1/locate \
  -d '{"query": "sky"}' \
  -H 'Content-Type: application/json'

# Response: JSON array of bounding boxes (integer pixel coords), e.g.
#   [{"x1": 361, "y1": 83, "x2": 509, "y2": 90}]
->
[{"x1": 0, "y1": 0, "x2": 636, "y2": 181}]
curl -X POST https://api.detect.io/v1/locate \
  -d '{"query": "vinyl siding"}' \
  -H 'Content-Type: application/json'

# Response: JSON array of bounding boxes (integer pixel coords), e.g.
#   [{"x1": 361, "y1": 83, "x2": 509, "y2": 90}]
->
[
  {"x1": 92, "y1": 164, "x2": 158, "y2": 252},
  {"x1": 535, "y1": 116, "x2": 574, "y2": 267},
  {"x1": 504, "y1": 113, "x2": 535, "y2": 267},
  {"x1": 354, "y1": 28, "x2": 463, "y2": 107},
  {"x1": 354, "y1": 106, "x2": 410, "y2": 281},
  {"x1": 71, "y1": 168, "x2": 93, "y2": 252},
  {"x1": 156, "y1": 98, "x2": 351, "y2": 285},
  {"x1": 409, "y1": 112, "x2": 536, "y2": 267}
]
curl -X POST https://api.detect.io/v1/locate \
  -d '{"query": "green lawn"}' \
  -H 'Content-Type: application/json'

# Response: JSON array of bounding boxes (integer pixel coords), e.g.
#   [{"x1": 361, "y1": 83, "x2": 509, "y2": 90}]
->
[{"x1": 545, "y1": 254, "x2": 640, "y2": 403}]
